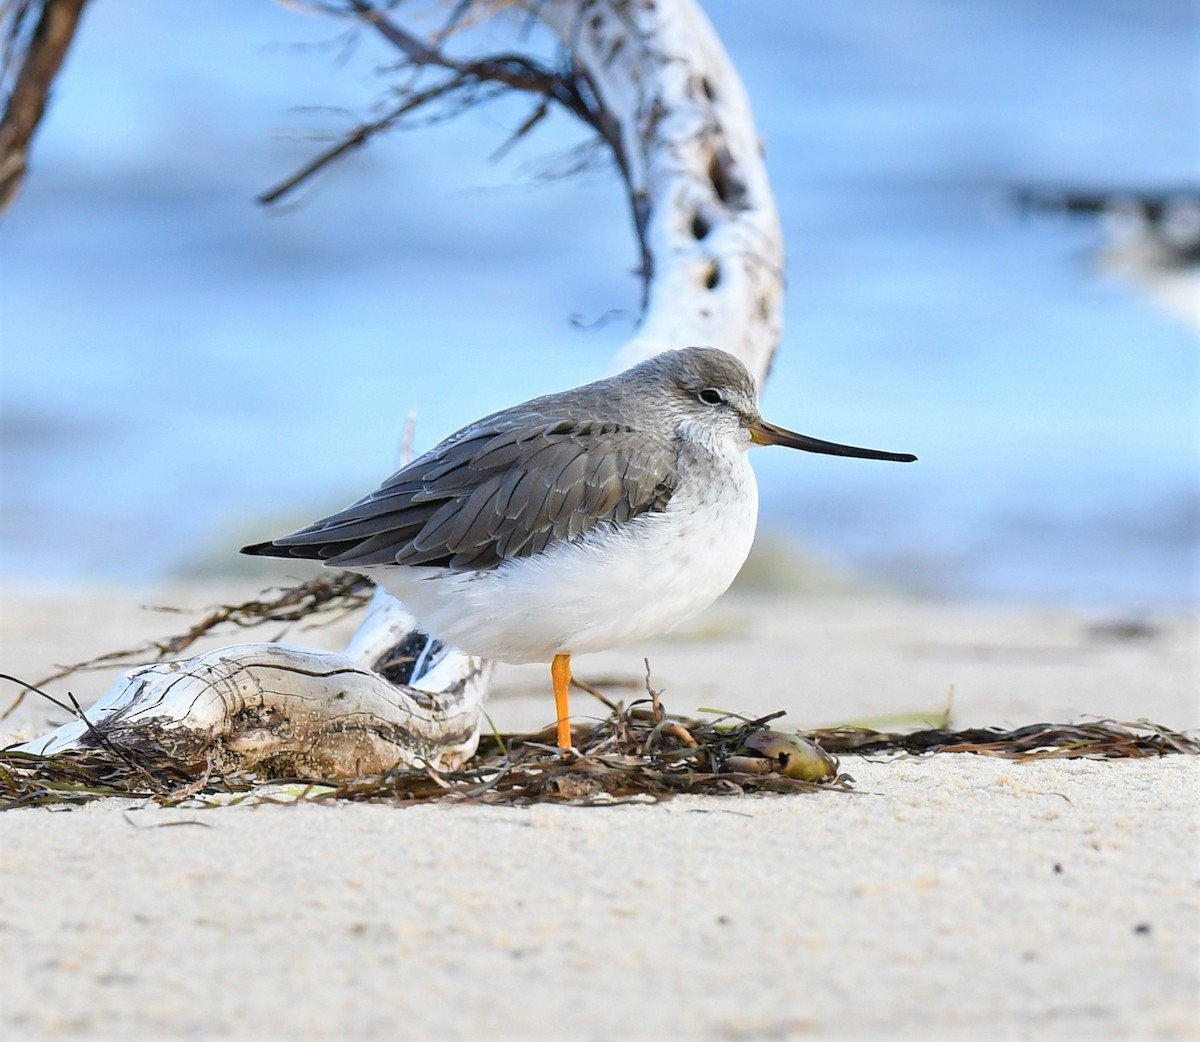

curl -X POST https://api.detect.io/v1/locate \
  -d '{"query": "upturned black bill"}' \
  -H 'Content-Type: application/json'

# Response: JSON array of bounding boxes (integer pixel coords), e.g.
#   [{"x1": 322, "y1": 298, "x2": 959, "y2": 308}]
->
[{"x1": 750, "y1": 420, "x2": 917, "y2": 462}]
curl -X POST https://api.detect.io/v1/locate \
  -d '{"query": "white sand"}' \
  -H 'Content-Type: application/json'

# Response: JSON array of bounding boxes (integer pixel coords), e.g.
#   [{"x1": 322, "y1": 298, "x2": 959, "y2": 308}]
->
[{"x1": 1, "y1": 584, "x2": 1197, "y2": 1041}]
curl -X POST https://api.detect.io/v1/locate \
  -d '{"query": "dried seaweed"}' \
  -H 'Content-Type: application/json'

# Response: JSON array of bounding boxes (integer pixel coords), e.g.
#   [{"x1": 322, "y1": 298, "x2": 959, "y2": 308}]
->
[
  {"x1": 809, "y1": 719, "x2": 1200, "y2": 759},
  {"x1": 320, "y1": 704, "x2": 849, "y2": 807},
  {"x1": 1, "y1": 694, "x2": 1195, "y2": 811}
]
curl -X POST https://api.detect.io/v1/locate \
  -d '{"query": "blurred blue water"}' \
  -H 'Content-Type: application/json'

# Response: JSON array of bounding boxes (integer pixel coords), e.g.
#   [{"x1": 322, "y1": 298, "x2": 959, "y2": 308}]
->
[{"x1": 1, "y1": 0, "x2": 1196, "y2": 608}]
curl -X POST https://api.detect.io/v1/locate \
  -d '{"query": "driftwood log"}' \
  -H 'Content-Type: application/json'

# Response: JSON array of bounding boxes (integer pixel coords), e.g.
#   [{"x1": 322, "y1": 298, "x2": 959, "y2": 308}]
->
[{"x1": 20, "y1": 0, "x2": 784, "y2": 779}]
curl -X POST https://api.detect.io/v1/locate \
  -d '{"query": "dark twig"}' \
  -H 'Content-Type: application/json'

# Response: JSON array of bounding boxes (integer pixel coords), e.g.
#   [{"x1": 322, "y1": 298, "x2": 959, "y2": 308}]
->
[
  {"x1": 0, "y1": 671, "x2": 78, "y2": 721},
  {"x1": 64, "y1": 690, "x2": 167, "y2": 795},
  {"x1": 260, "y1": 0, "x2": 614, "y2": 209},
  {"x1": 570, "y1": 674, "x2": 620, "y2": 714},
  {"x1": 644, "y1": 658, "x2": 663, "y2": 724},
  {"x1": 258, "y1": 75, "x2": 469, "y2": 204},
  {"x1": 0, "y1": 0, "x2": 88, "y2": 216},
  {"x1": 256, "y1": 1, "x2": 655, "y2": 302},
  {"x1": 490, "y1": 95, "x2": 549, "y2": 162}
]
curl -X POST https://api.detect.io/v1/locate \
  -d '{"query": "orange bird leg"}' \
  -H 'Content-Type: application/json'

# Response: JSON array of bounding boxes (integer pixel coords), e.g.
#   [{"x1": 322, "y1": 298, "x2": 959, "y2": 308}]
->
[{"x1": 551, "y1": 653, "x2": 573, "y2": 750}]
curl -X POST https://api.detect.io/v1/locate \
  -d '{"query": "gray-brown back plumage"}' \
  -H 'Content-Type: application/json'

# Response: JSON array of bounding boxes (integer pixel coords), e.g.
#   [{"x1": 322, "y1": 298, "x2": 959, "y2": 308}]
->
[{"x1": 241, "y1": 347, "x2": 760, "y2": 572}]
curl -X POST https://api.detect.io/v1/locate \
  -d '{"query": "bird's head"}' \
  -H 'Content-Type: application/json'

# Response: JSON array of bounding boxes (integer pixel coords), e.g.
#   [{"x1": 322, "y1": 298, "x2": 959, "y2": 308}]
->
[{"x1": 645, "y1": 346, "x2": 917, "y2": 463}]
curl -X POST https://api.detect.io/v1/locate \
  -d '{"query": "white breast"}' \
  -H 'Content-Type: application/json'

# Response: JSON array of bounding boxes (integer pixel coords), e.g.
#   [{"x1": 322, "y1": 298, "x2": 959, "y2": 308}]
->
[{"x1": 362, "y1": 452, "x2": 759, "y2": 664}]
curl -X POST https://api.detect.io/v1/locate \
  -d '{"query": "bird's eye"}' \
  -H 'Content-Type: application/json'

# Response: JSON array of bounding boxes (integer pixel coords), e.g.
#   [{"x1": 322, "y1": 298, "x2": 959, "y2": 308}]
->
[{"x1": 698, "y1": 388, "x2": 723, "y2": 405}]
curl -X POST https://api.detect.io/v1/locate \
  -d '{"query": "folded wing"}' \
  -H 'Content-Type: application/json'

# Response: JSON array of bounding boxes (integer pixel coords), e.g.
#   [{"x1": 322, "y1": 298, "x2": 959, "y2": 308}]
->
[{"x1": 241, "y1": 418, "x2": 677, "y2": 571}]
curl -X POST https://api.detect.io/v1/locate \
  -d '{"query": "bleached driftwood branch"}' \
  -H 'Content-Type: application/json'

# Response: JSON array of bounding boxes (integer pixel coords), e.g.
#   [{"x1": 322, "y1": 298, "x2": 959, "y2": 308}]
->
[
  {"x1": 21, "y1": 594, "x2": 490, "y2": 774},
  {"x1": 536, "y1": 0, "x2": 783, "y2": 375},
  {"x1": 22, "y1": 0, "x2": 784, "y2": 781}
]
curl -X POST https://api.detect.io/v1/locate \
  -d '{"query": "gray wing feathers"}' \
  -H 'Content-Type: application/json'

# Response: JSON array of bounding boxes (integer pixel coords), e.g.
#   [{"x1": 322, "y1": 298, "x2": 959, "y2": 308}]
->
[{"x1": 251, "y1": 420, "x2": 677, "y2": 572}]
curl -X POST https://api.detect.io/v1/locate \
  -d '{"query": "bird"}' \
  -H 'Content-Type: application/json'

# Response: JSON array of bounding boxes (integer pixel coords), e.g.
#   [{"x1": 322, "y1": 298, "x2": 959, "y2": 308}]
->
[{"x1": 242, "y1": 347, "x2": 916, "y2": 750}]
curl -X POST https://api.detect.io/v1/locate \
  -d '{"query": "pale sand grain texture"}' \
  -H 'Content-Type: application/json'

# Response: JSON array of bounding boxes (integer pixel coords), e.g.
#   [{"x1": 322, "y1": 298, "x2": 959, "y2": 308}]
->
[{"x1": 1, "y1": 584, "x2": 1197, "y2": 1041}]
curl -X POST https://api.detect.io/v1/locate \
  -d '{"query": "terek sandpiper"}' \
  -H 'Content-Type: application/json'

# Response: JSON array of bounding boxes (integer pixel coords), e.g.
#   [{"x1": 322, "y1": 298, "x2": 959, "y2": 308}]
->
[{"x1": 243, "y1": 347, "x2": 916, "y2": 749}]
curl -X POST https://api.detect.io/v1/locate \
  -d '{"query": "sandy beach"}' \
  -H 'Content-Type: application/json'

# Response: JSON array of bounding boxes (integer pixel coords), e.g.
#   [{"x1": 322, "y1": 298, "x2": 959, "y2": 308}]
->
[
  {"x1": 1, "y1": 582, "x2": 1197, "y2": 1041},
  {"x1": 1, "y1": 0, "x2": 1193, "y2": 1038}
]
